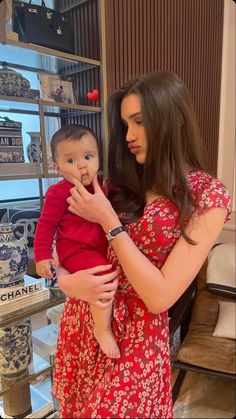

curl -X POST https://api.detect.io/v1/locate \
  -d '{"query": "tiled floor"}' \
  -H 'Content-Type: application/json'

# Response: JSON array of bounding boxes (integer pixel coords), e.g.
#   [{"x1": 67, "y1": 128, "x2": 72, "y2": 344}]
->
[{"x1": 172, "y1": 369, "x2": 236, "y2": 418}]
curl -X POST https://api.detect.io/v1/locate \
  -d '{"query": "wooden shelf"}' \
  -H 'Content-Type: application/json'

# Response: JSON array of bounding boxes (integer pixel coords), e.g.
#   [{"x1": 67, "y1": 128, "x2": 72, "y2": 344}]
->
[
  {"x1": 41, "y1": 99, "x2": 101, "y2": 112},
  {"x1": 0, "y1": 95, "x2": 38, "y2": 105},
  {"x1": 0, "y1": 96, "x2": 102, "y2": 119},
  {"x1": 0, "y1": 163, "x2": 42, "y2": 180},
  {"x1": 0, "y1": 36, "x2": 101, "y2": 68}
]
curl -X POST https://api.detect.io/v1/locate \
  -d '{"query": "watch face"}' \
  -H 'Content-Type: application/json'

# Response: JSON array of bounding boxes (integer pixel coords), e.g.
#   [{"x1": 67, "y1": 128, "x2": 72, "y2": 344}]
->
[{"x1": 107, "y1": 231, "x2": 113, "y2": 241}]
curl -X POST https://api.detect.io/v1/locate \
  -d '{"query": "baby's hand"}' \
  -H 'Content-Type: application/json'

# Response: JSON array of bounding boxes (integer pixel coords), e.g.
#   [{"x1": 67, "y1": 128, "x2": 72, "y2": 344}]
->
[{"x1": 36, "y1": 259, "x2": 55, "y2": 279}]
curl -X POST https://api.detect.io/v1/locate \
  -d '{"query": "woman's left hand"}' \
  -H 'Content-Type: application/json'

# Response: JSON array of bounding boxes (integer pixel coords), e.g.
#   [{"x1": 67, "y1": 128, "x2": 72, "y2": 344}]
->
[{"x1": 66, "y1": 175, "x2": 117, "y2": 227}]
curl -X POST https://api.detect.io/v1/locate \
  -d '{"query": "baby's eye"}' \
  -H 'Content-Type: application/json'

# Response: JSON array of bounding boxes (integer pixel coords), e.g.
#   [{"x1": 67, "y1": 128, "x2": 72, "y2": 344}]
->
[
  {"x1": 67, "y1": 158, "x2": 76, "y2": 164},
  {"x1": 85, "y1": 155, "x2": 93, "y2": 160}
]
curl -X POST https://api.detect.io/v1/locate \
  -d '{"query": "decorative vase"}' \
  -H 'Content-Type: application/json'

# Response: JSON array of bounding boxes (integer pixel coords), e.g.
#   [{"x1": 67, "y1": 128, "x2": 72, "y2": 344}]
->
[
  {"x1": 1, "y1": 370, "x2": 32, "y2": 417},
  {"x1": 26, "y1": 132, "x2": 42, "y2": 165},
  {"x1": 0, "y1": 318, "x2": 33, "y2": 374},
  {"x1": 0, "y1": 62, "x2": 30, "y2": 97},
  {"x1": 0, "y1": 223, "x2": 29, "y2": 288}
]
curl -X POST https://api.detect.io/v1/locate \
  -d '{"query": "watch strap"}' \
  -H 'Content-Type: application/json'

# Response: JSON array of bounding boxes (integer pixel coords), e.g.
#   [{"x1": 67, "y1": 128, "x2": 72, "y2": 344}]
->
[{"x1": 106, "y1": 226, "x2": 125, "y2": 242}]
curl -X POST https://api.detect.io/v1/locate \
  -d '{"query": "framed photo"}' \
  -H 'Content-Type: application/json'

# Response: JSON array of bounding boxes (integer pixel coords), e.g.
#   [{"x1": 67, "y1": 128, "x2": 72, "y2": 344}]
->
[{"x1": 38, "y1": 73, "x2": 76, "y2": 104}]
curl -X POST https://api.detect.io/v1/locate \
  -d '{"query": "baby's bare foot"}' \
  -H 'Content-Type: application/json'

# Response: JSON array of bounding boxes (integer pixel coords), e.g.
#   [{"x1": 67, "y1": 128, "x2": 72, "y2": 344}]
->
[{"x1": 94, "y1": 328, "x2": 120, "y2": 359}]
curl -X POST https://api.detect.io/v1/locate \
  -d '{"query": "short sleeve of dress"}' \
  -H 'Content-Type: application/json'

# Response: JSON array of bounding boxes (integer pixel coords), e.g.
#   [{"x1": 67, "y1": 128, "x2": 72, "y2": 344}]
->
[{"x1": 187, "y1": 171, "x2": 231, "y2": 223}]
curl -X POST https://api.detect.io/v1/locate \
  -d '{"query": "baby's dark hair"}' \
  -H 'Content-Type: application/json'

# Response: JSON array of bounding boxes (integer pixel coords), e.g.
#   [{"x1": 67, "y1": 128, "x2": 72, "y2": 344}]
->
[{"x1": 51, "y1": 124, "x2": 99, "y2": 162}]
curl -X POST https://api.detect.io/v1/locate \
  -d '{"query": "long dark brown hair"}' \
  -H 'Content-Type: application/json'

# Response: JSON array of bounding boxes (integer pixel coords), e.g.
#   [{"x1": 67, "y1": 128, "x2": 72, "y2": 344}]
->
[{"x1": 107, "y1": 71, "x2": 205, "y2": 244}]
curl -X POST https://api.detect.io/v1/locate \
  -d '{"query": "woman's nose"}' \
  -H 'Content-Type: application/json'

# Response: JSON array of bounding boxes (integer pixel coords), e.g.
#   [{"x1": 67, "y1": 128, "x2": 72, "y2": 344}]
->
[{"x1": 126, "y1": 126, "x2": 136, "y2": 142}]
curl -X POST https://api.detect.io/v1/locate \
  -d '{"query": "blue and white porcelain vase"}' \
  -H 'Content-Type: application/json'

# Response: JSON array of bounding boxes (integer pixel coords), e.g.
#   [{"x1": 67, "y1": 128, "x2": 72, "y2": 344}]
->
[
  {"x1": 0, "y1": 318, "x2": 33, "y2": 374},
  {"x1": 0, "y1": 223, "x2": 29, "y2": 288},
  {"x1": 26, "y1": 132, "x2": 42, "y2": 165}
]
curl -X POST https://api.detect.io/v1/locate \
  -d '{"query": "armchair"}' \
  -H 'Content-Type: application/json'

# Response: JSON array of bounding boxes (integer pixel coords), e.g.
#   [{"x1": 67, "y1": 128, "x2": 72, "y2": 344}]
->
[{"x1": 171, "y1": 243, "x2": 236, "y2": 404}]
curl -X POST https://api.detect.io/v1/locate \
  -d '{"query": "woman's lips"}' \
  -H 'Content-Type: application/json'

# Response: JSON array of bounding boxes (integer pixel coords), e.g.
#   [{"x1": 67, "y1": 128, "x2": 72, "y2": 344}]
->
[{"x1": 128, "y1": 144, "x2": 140, "y2": 154}]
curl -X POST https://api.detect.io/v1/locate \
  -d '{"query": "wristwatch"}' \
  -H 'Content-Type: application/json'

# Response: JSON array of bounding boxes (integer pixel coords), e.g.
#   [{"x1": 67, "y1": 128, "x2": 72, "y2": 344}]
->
[{"x1": 106, "y1": 226, "x2": 125, "y2": 242}]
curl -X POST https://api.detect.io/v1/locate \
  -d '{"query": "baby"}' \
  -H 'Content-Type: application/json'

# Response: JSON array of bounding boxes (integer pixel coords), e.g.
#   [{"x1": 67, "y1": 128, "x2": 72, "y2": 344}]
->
[{"x1": 34, "y1": 124, "x2": 120, "y2": 358}]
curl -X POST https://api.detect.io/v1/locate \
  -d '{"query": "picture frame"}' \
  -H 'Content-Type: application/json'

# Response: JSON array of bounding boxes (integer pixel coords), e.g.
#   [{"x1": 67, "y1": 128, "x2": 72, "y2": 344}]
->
[{"x1": 38, "y1": 73, "x2": 76, "y2": 104}]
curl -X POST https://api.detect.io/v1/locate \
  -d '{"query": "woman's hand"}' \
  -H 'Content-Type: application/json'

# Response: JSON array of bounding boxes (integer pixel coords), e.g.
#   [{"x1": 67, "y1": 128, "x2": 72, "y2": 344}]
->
[
  {"x1": 56, "y1": 264, "x2": 119, "y2": 308},
  {"x1": 66, "y1": 175, "x2": 120, "y2": 230}
]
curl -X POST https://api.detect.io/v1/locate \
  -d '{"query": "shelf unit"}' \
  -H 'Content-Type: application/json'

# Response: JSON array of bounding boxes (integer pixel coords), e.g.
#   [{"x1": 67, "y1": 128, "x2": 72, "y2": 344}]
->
[
  {"x1": 0, "y1": 61, "x2": 102, "y2": 180},
  {"x1": 0, "y1": 0, "x2": 105, "y2": 199},
  {"x1": 0, "y1": 0, "x2": 106, "y2": 176},
  {"x1": 0, "y1": 288, "x2": 65, "y2": 419},
  {"x1": 0, "y1": 1, "x2": 106, "y2": 416},
  {"x1": 0, "y1": 95, "x2": 101, "y2": 181}
]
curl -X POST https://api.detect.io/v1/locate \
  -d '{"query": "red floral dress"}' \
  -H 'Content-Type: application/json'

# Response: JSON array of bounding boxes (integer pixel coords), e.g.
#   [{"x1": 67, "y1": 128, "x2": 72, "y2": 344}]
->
[{"x1": 52, "y1": 171, "x2": 231, "y2": 418}]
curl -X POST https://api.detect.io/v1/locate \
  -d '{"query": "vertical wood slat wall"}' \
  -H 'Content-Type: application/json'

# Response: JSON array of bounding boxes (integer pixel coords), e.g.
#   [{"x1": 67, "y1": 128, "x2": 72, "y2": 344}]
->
[
  {"x1": 104, "y1": 0, "x2": 224, "y2": 175},
  {"x1": 57, "y1": 0, "x2": 224, "y2": 175},
  {"x1": 57, "y1": 0, "x2": 102, "y2": 159}
]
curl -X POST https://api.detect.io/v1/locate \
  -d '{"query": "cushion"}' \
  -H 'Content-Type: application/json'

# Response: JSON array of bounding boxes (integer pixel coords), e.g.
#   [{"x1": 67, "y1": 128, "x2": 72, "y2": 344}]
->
[
  {"x1": 177, "y1": 289, "x2": 236, "y2": 374},
  {"x1": 206, "y1": 243, "x2": 236, "y2": 298},
  {"x1": 213, "y1": 301, "x2": 236, "y2": 340},
  {"x1": 8, "y1": 207, "x2": 40, "y2": 248}
]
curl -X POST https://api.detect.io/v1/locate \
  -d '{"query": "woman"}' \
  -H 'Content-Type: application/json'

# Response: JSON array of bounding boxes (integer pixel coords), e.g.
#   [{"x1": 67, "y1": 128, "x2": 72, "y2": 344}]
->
[{"x1": 52, "y1": 71, "x2": 231, "y2": 418}]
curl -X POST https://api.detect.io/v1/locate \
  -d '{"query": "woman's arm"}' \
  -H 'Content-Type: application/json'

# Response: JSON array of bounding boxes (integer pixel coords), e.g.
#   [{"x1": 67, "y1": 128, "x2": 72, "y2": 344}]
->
[
  {"x1": 57, "y1": 264, "x2": 119, "y2": 308},
  {"x1": 67, "y1": 176, "x2": 227, "y2": 314},
  {"x1": 104, "y1": 206, "x2": 226, "y2": 313}
]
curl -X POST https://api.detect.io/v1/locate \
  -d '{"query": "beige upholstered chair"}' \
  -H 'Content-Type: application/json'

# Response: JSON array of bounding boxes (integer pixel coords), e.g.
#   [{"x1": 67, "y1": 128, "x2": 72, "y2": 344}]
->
[{"x1": 172, "y1": 243, "x2": 236, "y2": 403}]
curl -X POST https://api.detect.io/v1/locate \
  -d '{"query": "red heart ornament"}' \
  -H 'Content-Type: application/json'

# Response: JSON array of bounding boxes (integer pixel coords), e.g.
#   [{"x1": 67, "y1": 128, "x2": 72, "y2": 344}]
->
[{"x1": 87, "y1": 89, "x2": 99, "y2": 102}]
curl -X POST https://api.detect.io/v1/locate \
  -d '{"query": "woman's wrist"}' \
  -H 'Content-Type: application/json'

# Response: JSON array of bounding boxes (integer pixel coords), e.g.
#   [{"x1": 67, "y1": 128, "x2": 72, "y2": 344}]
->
[
  {"x1": 102, "y1": 217, "x2": 123, "y2": 234},
  {"x1": 106, "y1": 225, "x2": 126, "y2": 242}
]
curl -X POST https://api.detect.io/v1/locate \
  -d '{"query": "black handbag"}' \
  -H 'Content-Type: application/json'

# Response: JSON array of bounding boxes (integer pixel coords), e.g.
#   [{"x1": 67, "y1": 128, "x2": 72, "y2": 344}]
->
[{"x1": 13, "y1": 0, "x2": 74, "y2": 54}]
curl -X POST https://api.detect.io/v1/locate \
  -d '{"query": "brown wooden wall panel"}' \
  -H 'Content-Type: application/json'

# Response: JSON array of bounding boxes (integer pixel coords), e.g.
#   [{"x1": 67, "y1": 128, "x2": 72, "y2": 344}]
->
[
  {"x1": 104, "y1": 0, "x2": 224, "y2": 175},
  {"x1": 58, "y1": 0, "x2": 100, "y2": 60}
]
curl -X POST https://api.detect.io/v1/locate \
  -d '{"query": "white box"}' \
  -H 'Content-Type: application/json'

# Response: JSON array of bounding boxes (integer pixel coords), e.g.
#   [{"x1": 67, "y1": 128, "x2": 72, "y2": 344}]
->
[{"x1": 32, "y1": 324, "x2": 59, "y2": 355}]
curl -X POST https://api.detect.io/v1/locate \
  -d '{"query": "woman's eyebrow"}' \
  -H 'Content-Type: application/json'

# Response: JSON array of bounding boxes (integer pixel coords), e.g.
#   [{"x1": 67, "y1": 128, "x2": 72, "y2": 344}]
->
[{"x1": 121, "y1": 112, "x2": 142, "y2": 122}]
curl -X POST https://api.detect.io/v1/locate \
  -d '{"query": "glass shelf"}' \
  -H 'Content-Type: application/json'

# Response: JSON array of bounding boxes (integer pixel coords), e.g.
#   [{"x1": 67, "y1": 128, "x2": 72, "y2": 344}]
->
[
  {"x1": 0, "y1": 96, "x2": 38, "y2": 106},
  {"x1": 0, "y1": 380, "x2": 54, "y2": 416},
  {"x1": 0, "y1": 163, "x2": 42, "y2": 180},
  {"x1": 0, "y1": 291, "x2": 65, "y2": 328},
  {"x1": 0, "y1": 95, "x2": 101, "y2": 116},
  {"x1": 0, "y1": 96, "x2": 40, "y2": 119},
  {"x1": 0, "y1": 39, "x2": 101, "y2": 73},
  {"x1": 0, "y1": 353, "x2": 51, "y2": 396},
  {"x1": 0, "y1": 292, "x2": 65, "y2": 396}
]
